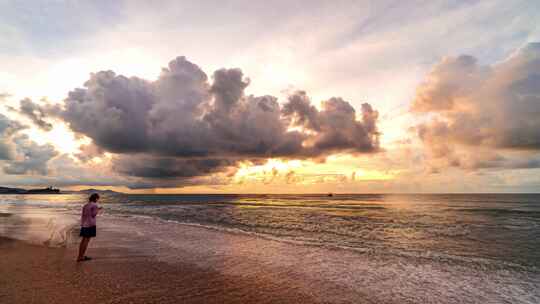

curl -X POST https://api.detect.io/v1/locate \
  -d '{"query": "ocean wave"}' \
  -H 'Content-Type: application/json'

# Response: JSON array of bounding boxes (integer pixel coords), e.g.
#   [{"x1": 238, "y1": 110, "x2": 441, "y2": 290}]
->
[{"x1": 104, "y1": 212, "x2": 539, "y2": 273}]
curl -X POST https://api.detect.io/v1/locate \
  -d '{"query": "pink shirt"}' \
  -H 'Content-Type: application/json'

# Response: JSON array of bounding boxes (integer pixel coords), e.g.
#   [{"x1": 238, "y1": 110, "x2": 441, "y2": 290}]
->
[{"x1": 81, "y1": 201, "x2": 98, "y2": 227}]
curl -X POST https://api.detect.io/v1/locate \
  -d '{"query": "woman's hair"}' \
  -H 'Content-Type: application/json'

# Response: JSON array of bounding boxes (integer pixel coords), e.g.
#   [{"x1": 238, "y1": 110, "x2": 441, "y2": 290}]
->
[{"x1": 89, "y1": 193, "x2": 100, "y2": 202}]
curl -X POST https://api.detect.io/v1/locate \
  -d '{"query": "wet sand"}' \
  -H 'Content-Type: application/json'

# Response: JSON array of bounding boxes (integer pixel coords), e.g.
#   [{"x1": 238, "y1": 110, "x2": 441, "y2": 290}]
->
[{"x1": 0, "y1": 237, "x2": 322, "y2": 304}]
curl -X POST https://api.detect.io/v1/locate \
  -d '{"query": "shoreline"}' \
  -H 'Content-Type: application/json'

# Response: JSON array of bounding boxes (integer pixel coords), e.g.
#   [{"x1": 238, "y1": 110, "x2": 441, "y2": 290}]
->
[
  {"x1": 0, "y1": 237, "x2": 322, "y2": 304},
  {"x1": 2, "y1": 199, "x2": 539, "y2": 304}
]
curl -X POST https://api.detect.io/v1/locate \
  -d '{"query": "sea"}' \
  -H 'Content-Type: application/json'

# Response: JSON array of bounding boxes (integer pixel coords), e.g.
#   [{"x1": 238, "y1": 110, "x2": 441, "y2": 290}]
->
[{"x1": 1, "y1": 193, "x2": 539, "y2": 303}]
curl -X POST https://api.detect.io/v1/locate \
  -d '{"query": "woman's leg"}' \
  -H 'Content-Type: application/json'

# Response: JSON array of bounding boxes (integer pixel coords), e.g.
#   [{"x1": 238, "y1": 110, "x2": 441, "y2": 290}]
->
[{"x1": 77, "y1": 237, "x2": 90, "y2": 261}]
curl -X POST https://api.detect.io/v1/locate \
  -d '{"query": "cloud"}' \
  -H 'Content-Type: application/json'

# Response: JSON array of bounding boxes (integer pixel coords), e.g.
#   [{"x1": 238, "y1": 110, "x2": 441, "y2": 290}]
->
[
  {"x1": 0, "y1": 93, "x2": 10, "y2": 101},
  {"x1": 17, "y1": 98, "x2": 54, "y2": 131},
  {"x1": 75, "y1": 143, "x2": 104, "y2": 162},
  {"x1": 0, "y1": 112, "x2": 59, "y2": 175},
  {"x1": 112, "y1": 155, "x2": 236, "y2": 180},
  {"x1": 0, "y1": 154, "x2": 130, "y2": 188},
  {"x1": 283, "y1": 93, "x2": 379, "y2": 154},
  {"x1": 412, "y1": 42, "x2": 540, "y2": 170},
  {"x1": 3, "y1": 134, "x2": 58, "y2": 175},
  {"x1": 55, "y1": 56, "x2": 380, "y2": 187},
  {"x1": 0, "y1": 118, "x2": 57, "y2": 177},
  {"x1": 0, "y1": 113, "x2": 25, "y2": 160}
]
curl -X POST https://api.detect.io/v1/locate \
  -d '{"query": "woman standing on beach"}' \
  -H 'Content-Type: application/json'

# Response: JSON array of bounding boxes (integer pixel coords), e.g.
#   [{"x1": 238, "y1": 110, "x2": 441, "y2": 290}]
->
[{"x1": 77, "y1": 193, "x2": 102, "y2": 262}]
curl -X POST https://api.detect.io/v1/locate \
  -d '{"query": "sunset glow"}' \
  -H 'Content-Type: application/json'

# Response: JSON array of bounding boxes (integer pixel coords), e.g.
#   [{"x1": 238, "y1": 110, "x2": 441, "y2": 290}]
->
[{"x1": 1, "y1": 1, "x2": 539, "y2": 193}]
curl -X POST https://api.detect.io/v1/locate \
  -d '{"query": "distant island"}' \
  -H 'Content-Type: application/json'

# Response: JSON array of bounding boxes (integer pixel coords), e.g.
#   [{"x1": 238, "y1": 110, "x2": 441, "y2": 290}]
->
[
  {"x1": 71, "y1": 188, "x2": 123, "y2": 195},
  {"x1": 0, "y1": 187, "x2": 123, "y2": 195},
  {"x1": 0, "y1": 186, "x2": 60, "y2": 194}
]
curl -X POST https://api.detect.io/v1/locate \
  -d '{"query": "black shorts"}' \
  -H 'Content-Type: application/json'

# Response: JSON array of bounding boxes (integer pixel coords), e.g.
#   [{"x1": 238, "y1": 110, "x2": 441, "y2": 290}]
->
[{"x1": 80, "y1": 226, "x2": 96, "y2": 238}]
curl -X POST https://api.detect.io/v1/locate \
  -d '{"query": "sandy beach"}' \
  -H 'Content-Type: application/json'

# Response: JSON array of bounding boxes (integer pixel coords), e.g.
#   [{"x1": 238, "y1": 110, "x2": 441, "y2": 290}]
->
[{"x1": 0, "y1": 237, "x2": 322, "y2": 304}]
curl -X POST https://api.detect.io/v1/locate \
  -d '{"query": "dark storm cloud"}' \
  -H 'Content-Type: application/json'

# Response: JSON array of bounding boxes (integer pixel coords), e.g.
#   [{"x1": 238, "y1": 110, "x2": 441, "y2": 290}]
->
[
  {"x1": 112, "y1": 156, "x2": 235, "y2": 179},
  {"x1": 57, "y1": 56, "x2": 380, "y2": 183},
  {"x1": 210, "y1": 68, "x2": 250, "y2": 114},
  {"x1": 412, "y1": 42, "x2": 540, "y2": 170},
  {"x1": 63, "y1": 70, "x2": 155, "y2": 153}
]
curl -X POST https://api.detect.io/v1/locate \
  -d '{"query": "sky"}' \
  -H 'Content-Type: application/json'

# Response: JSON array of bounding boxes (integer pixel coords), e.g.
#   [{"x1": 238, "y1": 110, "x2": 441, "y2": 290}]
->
[{"x1": 1, "y1": 0, "x2": 540, "y2": 193}]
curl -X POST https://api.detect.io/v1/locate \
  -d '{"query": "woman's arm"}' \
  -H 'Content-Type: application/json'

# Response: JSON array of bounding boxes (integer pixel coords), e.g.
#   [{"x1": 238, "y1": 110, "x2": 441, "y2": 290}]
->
[{"x1": 91, "y1": 205, "x2": 99, "y2": 218}]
